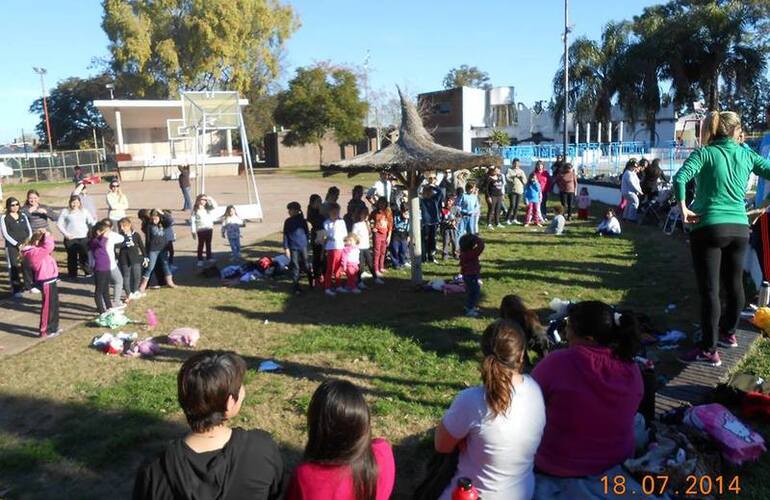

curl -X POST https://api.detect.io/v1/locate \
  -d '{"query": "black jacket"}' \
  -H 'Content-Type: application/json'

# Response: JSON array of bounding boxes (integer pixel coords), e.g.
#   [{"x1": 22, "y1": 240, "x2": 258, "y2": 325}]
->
[
  {"x1": 133, "y1": 428, "x2": 284, "y2": 500},
  {"x1": 118, "y1": 232, "x2": 146, "y2": 266},
  {"x1": 1, "y1": 213, "x2": 32, "y2": 247}
]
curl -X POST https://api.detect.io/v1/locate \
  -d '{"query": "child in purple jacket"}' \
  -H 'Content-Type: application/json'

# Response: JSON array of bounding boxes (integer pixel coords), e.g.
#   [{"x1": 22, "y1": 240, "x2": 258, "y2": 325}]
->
[{"x1": 89, "y1": 221, "x2": 114, "y2": 313}]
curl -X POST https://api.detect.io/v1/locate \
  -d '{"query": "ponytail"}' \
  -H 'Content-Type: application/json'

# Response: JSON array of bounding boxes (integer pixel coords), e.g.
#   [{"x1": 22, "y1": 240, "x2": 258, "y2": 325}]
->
[
  {"x1": 567, "y1": 301, "x2": 640, "y2": 362},
  {"x1": 480, "y1": 320, "x2": 526, "y2": 417},
  {"x1": 702, "y1": 110, "x2": 741, "y2": 145}
]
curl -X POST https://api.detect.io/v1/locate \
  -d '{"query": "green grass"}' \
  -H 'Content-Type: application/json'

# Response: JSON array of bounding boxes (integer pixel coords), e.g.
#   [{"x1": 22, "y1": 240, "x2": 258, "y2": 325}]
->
[{"x1": 0, "y1": 191, "x2": 768, "y2": 497}]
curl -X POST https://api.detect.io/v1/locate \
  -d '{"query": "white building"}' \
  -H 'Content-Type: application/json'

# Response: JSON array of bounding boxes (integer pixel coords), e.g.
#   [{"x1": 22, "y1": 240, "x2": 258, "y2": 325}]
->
[{"x1": 94, "y1": 98, "x2": 248, "y2": 181}]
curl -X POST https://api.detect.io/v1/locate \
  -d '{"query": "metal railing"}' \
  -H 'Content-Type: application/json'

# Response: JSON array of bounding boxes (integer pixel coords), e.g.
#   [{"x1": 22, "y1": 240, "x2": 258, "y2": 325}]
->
[{"x1": 0, "y1": 148, "x2": 108, "y2": 182}]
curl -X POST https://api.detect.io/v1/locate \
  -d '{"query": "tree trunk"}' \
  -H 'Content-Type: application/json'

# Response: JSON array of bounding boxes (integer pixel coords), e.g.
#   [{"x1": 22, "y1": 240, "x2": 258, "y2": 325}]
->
[
  {"x1": 408, "y1": 172, "x2": 423, "y2": 284},
  {"x1": 318, "y1": 143, "x2": 324, "y2": 166},
  {"x1": 708, "y1": 72, "x2": 719, "y2": 111}
]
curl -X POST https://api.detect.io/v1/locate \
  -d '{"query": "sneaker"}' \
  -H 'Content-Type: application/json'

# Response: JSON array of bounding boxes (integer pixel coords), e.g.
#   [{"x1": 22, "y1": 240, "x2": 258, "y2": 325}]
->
[
  {"x1": 350, "y1": 288, "x2": 362, "y2": 294},
  {"x1": 505, "y1": 220, "x2": 512, "y2": 225},
  {"x1": 28, "y1": 288, "x2": 41, "y2": 294},
  {"x1": 536, "y1": 223, "x2": 544, "y2": 227},
  {"x1": 358, "y1": 282, "x2": 367, "y2": 290},
  {"x1": 207, "y1": 258, "x2": 216, "y2": 263},
  {"x1": 404, "y1": 262, "x2": 412, "y2": 268},
  {"x1": 487, "y1": 224, "x2": 494, "y2": 229},
  {"x1": 43, "y1": 329, "x2": 63, "y2": 339},
  {"x1": 374, "y1": 278, "x2": 385, "y2": 285},
  {"x1": 496, "y1": 224, "x2": 504, "y2": 228},
  {"x1": 718, "y1": 333, "x2": 738, "y2": 348},
  {"x1": 465, "y1": 308, "x2": 480, "y2": 318},
  {"x1": 12, "y1": 292, "x2": 23, "y2": 299},
  {"x1": 512, "y1": 220, "x2": 522, "y2": 225},
  {"x1": 361, "y1": 271, "x2": 373, "y2": 279},
  {"x1": 324, "y1": 289, "x2": 337, "y2": 297},
  {"x1": 84, "y1": 273, "x2": 93, "y2": 279},
  {"x1": 196, "y1": 261, "x2": 204, "y2": 268},
  {"x1": 336, "y1": 287, "x2": 349, "y2": 293},
  {"x1": 678, "y1": 347, "x2": 722, "y2": 367}
]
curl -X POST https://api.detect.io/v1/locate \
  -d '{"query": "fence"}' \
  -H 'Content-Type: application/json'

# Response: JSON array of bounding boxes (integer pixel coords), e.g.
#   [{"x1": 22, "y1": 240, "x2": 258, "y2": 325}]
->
[{"x1": 0, "y1": 148, "x2": 108, "y2": 182}]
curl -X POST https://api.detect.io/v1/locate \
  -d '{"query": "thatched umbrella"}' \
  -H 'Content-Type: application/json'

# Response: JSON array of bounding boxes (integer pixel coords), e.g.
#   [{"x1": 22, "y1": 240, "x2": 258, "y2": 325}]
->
[{"x1": 324, "y1": 88, "x2": 501, "y2": 283}]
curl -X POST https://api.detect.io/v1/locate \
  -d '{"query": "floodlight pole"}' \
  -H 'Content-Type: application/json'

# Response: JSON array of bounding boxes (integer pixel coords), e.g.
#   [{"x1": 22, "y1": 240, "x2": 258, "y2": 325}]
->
[
  {"x1": 33, "y1": 67, "x2": 55, "y2": 176},
  {"x1": 563, "y1": 0, "x2": 570, "y2": 160}
]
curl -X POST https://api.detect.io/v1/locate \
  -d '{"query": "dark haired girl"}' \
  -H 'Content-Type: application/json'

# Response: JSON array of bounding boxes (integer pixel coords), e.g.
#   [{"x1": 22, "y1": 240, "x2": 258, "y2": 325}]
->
[
  {"x1": 531, "y1": 301, "x2": 643, "y2": 498},
  {"x1": 288, "y1": 380, "x2": 395, "y2": 500},
  {"x1": 435, "y1": 319, "x2": 545, "y2": 499},
  {"x1": 499, "y1": 295, "x2": 553, "y2": 366},
  {"x1": 1, "y1": 197, "x2": 32, "y2": 297},
  {"x1": 307, "y1": 194, "x2": 325, "y2": 287}
]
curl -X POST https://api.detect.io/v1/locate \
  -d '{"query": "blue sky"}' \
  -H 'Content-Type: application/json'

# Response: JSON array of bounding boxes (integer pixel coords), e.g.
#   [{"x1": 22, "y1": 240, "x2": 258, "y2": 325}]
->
[{"x1": 0, "y1": 0, "x2": 665, "y2": 143}]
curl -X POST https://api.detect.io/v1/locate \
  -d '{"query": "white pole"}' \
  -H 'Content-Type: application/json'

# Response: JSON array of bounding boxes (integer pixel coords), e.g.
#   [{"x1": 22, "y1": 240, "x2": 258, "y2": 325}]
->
[
  {"x1": 575, "y1": 122, "x2": 579, "y2": 151},
  {"x1": 226, "y1": 129, "x2": 233, "y2": 156},
  {"x1": 201, "y1": 121, "x2": 207, "y2": 195},
  {"x1": 608, "y1": 122, "x2": 613, "y2": 143},
  {"x1": 586, "y1": 122, "x2": 591, "y2": 144},
  {"x1": 597, "y1": 122, "x2": 603, "y2": 144},
  {"x1": 619, "y1": 121, "x2": 624, "y2": 143},
  {"x1": 115, "y1": 110, "x2": 124, "y2": 153}
]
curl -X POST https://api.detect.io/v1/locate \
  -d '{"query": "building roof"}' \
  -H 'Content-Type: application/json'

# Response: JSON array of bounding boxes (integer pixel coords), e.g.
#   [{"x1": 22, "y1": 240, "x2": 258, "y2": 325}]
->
[{"x1": 324, "y1": 88, "x2": 500, "y2": 174}]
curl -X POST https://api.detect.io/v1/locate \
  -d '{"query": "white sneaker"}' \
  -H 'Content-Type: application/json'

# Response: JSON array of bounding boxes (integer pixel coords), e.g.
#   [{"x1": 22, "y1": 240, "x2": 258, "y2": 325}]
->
[
  {"x1": 374, "y1": 278, "x2": 385, "y2": 285},
  {"x1": 487, "y1": 224, "x2": 494, "y2": 229},
  {"x1": 361, "y1": 271, "x2": 373, "y2": 279},
  {"x1": 496, "y1": 224, "x2": 504, "y2": 228},
  {"x1": 324, "y1": 289, "x2": 337, "y2": 297},
  {"x1": 29, "y1": 288, "x2": 41, "y2": 294},
  {"x1": 336, "y1": 286, "x2": 349, "y2": 293},
  {"x1": 358, "y1": 282, "x2": 367, "y2": 290},
  {"x1": 404, "y1": 262, "x2": 412, "y2": 268},
  {"x1": 196, "y1": 261, "x2": 204, "y2": 268},
  {"x1": 512, "y1": 220, "x2": 522, "y2": 225},
  {"x1": 350, "y1": 288, "x2": 362, "y2": 294}
]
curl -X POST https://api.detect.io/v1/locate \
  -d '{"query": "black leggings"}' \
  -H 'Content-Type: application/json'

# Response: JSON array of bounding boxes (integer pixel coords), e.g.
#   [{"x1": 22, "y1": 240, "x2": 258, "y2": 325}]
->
[
  {"x1": 487, "y1": 195, "x2": 503, "y2": 225},
  {"x1": 690, "y1": 224, "x2": 749, "y2": 352},
  {"x1": 94, "y1": 270, "x2": 112, "y2": 313},
  {"x1": 560, "y1": 192, "x2": 575, "y2": 220}
]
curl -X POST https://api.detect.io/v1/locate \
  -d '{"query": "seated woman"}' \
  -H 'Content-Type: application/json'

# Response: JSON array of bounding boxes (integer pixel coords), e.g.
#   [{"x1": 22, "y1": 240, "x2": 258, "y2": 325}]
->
[
  {"x1": 499, "y1": 294, "x2": 553, "y2": 367},
  {"x1": 435, "y1": 319, "x2": 546, "y2": 499},
  {"x1": 133, "y1": 351, "x2": 285, "y2": 499},
  {"x1": 531, "y1": 301, "x2": 643, "y2": 499},
  {"x1": 288, "y1": 380, "x2": 395, "y2": 500}
]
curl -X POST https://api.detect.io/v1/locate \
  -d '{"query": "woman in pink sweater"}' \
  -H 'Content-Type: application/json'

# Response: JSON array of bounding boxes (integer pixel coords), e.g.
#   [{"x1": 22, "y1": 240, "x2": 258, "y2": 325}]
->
[{"x1": 21, "y1": 230, "x2": 61, "y2": 338}]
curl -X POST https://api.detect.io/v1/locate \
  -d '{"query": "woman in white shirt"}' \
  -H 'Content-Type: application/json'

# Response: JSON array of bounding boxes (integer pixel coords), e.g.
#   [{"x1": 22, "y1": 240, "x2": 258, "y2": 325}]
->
[
  {"x1": 106, "y1": 180, "x2": 129, "y2": 222},
  {"x1": 57, "y1": 195, "x2": 95, "y2": 278},
  {"x1": 434, "y1": 319, "x2": 546, "y2": 500}
]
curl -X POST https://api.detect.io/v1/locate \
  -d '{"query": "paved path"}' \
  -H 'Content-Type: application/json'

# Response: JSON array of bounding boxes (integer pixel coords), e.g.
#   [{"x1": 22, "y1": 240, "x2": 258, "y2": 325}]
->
[{"x1": 0, "y1": 171, "x2": 337, "y2": 358}]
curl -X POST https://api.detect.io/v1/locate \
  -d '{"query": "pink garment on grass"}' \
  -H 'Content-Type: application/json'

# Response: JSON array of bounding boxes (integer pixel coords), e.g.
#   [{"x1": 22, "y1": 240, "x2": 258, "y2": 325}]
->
[{"x1": 531, "y1": 345, "x2": 643, "y2": 477}]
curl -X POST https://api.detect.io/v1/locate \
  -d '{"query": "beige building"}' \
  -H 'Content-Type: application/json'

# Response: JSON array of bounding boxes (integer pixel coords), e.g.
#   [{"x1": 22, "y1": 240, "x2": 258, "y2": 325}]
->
[{"x1": 94, "y1": 99, "x2": 248, "y2": 181}]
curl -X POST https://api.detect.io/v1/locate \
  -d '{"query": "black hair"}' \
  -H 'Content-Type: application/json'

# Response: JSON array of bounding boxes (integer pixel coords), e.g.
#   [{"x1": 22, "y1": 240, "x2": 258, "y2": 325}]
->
[
  {"x1": 326, "y1": 202, "x2": 341, "y2": 215},
  {"x1": 325, "y1": 186, "x2": 340, "y2": 201},
  {"x1": 178, "y1": 351, "x2": 246, "y2": 433},
  {"x1": 459, "y1": 233, "x2": 479, "y2": 252},
  {"x1": 305, "y1": 380, "x2": 378, "y2": 500},
  {"x1": 287, "y1": 201, "x2": 302, "y2": 212},
  {"x1": 625, "y1": 158, "x2": 638, "y2": 171},
  {"x1": 567, "y1": 301, "x2": 640, "y2": 362},
  {"x1": 5, "y1": 197, "x2": 20, "y2": 211},
  {"x1": 465, "y1": 182, "x2": 475, "y2": 193}
]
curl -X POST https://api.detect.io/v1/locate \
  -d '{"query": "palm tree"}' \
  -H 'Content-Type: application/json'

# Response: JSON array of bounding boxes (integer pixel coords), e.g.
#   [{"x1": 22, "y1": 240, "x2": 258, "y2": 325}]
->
[{"x1": 552, "y1": 21, "x2": 632, "y2": 131}]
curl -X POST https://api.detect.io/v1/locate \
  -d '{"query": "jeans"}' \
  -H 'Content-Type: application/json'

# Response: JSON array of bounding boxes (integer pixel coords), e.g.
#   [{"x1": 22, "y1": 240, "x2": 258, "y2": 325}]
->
[
  {"x1": 181, "y1": 186, "x2": 192, "y2": 211},
  {"x1": 442, "y1": 227, "x2": 457, "y2": 257},
  {"x1": 471, "y1": 214, "x2": 479, "y2": 234},
  {"x1": 465, "y1": 274, "x2": 480, "y2": 311},
  {"x1": 623, "y1": 192, "x2": 640, "y2": 221},
  {"x1": 94, "y1": 270, "x2": 112, "y2": 313},
  {"x1": 421, "y1": 224, "x2": 437, "y2": 261},
  {"x1": 560, "y1": 192, "x2": 575, "y2": 220},
  {"x1": 197, "y1": 228, "x2": 213, "y2": 261},
  {"x1": 110, "y1": 266, "x2": 124, "y2": 304},
  {"x1": 690, "y1": 224, "x2": 749, "y2": 352},
  {"x1": 144, "y1": 249, "x2": 171, "y2": 280},
  {"x1": 373, "y1": 232, "x2": 388, "y2": 274},
  {"x1": 228, "y1": 236, "x2": 241, "y2": 259},
  {"x1": 390, "y1": 233, "x2": 409, "y2": 267},
  {"x1": 507, "y1": 193, "x2": 521, "y2": 222},
  {"x1": 121, "y1": 262, "x2": 143, "y2": 294},
  {"x1": 289, "y1": 248, "x2": 311, "y2": 289},
  {"x1": 65, "y1": 237, "x2": 91, "y2": 277},
  {"x1": 487, "y1": 195, "x2": 503, "y2": 225}
]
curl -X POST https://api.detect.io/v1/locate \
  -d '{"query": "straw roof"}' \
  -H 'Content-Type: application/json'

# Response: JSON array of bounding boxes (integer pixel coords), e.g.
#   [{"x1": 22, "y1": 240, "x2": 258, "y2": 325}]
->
[{"x1": 323, "y1": 88, "x2": 501, "y2": 174}]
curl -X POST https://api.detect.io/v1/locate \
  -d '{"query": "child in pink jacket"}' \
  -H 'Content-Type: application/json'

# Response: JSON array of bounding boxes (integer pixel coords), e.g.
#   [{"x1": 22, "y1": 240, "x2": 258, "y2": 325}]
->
[
  {"x1": 21, "y1": 229, "x2": 61, "y2": 337},
  {"x1": 340, "y1": 233, "x2": 361, "y2": 294}
]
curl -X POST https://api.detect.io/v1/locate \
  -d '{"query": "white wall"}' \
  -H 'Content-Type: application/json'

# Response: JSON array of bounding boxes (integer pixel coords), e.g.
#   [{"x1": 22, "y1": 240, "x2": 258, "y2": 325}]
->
[{"x1": 462, "y1": 87, "x2": 487, "y2": 151}]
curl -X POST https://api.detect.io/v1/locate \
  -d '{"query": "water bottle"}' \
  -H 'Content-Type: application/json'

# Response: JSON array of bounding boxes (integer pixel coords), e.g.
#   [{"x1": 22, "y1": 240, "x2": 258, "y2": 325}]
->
[
  {"x1": 759, "y1": 281, "x2": 770, "y2": 307},
  {"x1": 452, "y1": 477, "x2": 480, "y2": 500}
]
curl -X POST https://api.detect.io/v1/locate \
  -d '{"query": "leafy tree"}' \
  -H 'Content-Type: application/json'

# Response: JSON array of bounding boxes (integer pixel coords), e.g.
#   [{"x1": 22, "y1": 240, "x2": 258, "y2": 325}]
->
[
  {"x1": 29, "y1": 74, "x2": 114, "y2": 149},
  {"x1": 101, "y1": 0, "x2": 298, "y2": 98},
  {"x1": 443, "y1": 65, "x2": 492, "y2": 90},
  {"x1": 488, "y1": 129, "x2": 511, "y2": 147},
  {"x1": 721, "y1": 75, "x2": 770, "y2": 132},
  {"x1": 274, "y1": 66, "x2": 368, "y2": 164},
  {"x1": 552, "y1": 22, "x2": 632, "y2": 127}
]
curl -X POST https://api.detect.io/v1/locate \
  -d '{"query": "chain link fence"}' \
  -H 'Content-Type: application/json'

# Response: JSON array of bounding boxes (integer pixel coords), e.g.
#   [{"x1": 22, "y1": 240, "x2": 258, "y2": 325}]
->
[{"x1": 0, "y1": 148, "x2": 109, "y2": 182}]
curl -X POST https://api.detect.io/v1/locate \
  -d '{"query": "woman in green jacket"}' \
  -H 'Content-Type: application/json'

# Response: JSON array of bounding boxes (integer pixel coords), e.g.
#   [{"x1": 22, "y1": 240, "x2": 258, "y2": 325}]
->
[{"x1": 674, "y1": 111, "x2": 770, "y2": 367}]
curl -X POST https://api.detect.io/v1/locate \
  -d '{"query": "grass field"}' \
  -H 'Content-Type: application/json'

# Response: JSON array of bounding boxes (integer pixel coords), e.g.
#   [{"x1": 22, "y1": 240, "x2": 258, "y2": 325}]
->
[{"x1": 0, "y1": 179, "x2": 768, "y2": 497}]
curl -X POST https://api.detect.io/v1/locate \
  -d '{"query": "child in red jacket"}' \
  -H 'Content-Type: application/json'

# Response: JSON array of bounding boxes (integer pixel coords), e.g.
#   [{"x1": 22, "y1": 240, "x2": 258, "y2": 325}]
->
[
  {"x1": 21, "y1": 229, "x2": 61, "y2": 337},
  {"x1": 459, "y1": 233, "x2": 485, "y2": 317}
]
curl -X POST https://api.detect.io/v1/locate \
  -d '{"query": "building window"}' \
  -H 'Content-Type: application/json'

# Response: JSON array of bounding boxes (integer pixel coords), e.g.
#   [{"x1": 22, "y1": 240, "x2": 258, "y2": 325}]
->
[
  {"x1": 433, "y1": 102, "x2": 451, "y2": 114},
  {"x1": 491, "y1": 104, "x2": 517, "y2": 127}
]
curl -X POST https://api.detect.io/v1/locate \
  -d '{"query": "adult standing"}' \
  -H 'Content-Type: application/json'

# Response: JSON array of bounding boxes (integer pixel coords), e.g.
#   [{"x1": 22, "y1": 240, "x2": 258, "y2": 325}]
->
[
  {"x1": 21, "y1": 189, "x2": 54, "y2": 291},
  {"x1": 178, "y1": 165, "x2": 192, "y2": 211},
  {"x1": 556, "y1": 163, "x2": 578, "y2": 220},
  {"x1": 106, "y1": 179, "x2": 129, "y2": 223},
  {"x1": 367, "y1": 171, "x2": 394, "y2": 206},
  {"x1": 306, "y1": 194, "x2": 325, "y2": 287},
  {"x1": 675, "y1": 111, "x2": 770, "y2": 367},
  {"x1": 533, "y1": 162, "x2": 550, "y2": 221},
  {"x1": 1, "y1": 197, "x2": 32, "y2": 298},
  {"x1": 641, "y1": 158, "x2": 665, "y2": 204},
  {"x1": 620, "y1": 159, "x2": 643, "y2": 222},
  {"x1": 505, "y1": 158, "x2": 527, "y2": 225},
  {"x1": 485, "y1": 167, "x2": 505, "y2": 229},
  {"x1": 56, "y1": 195, "x2": 95, "y2": 279},
  {"x1": 73, "y1": 182, "x2": 98, "y2": 221}
]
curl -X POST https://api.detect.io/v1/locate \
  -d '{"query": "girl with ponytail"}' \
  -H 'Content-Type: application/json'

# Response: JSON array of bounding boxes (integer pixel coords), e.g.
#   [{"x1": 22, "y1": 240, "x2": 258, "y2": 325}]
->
[
  {"x1": 435, "y1": 319, "x2": 546, "y2": 499},
  {"x1": 531, "y1": 301, "x2": 643, "y2": 498},
  {"x1": 674, "y1": 110, "x2": 770, "y2": 367}
]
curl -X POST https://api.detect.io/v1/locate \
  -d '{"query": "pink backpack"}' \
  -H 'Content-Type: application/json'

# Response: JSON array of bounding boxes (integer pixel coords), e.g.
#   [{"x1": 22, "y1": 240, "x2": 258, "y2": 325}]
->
[{"x1": 684, "y1": 403, "x2": 766, "y2": 465}]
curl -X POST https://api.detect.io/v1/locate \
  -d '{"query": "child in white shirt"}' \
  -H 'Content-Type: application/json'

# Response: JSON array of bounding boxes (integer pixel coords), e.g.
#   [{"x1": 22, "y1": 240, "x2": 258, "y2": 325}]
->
[
  {"x1": 323, "y1": 203, "x2": 347, "y2": 296},
  {"x1": 597, "y1": 209, "x2": 621, "y2": 236}
]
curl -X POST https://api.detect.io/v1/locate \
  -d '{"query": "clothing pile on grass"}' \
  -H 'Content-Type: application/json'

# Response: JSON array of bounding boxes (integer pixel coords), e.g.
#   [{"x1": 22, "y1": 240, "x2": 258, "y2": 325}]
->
[
  {"x1": 421, "y1": 275, "x2": 468, "y2": 294},
  {"x1": 209, "y1": 255, "x2": 291, "y2": 285},
  {"x1": 90, "y1": 309, "x2": 199, "y2": 357}
]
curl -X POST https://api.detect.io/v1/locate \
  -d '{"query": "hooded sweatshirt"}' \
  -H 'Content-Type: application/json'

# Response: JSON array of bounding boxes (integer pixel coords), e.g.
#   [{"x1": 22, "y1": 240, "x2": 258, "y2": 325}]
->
[
  {"x1": 133, "y1": 428, "x2": 285, "y2": 500},
  {"x1": 21, "y1": 235, "x2": 58, "y2": 282},
  {"x1": 531, "y1": 345, "x2": 642, "y2": 477}
]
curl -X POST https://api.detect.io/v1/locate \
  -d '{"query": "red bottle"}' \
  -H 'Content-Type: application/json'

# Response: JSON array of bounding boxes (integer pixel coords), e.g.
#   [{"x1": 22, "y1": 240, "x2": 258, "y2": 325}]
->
[{"x1": 452, "y1": 477, "x2": 479, "y2": 500}]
